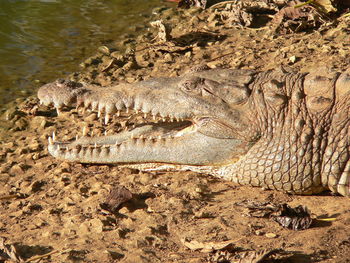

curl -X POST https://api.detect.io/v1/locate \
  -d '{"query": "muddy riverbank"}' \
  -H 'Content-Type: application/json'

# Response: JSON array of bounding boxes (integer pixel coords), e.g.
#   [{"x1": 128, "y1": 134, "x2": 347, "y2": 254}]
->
[{"x1": 0, "y1": 2, "x2": 350, "y2": 262}]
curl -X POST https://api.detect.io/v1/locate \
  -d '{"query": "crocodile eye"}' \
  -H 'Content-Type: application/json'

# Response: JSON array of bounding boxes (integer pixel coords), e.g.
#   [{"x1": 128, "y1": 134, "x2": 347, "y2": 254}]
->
[{"x1": 180, "y1": 77, "x2": 202, "y2": 95}]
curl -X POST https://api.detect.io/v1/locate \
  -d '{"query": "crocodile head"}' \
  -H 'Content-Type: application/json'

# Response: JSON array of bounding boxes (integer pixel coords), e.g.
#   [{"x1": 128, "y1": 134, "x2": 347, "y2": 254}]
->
[
  {"x1": 38, "y1": 69, "x2": 260, "y2": 166},
  {"x1": 38, "y1": 67, "x2": 350, "y2": 196}
]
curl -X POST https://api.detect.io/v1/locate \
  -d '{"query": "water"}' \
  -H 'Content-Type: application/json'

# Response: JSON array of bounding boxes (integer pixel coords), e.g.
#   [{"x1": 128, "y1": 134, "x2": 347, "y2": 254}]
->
[{"x1": 0, "y1": 0, "x2": 163, "y2": 105}]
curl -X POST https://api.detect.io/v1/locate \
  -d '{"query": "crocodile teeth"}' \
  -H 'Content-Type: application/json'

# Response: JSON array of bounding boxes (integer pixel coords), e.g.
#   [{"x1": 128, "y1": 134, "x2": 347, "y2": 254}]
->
[
  {"x1": 105, "y1": 114, "x2": 110, "y2": 125},
  {"x1": 82, "y1": 126, "x2": 88, "y2": 136}
]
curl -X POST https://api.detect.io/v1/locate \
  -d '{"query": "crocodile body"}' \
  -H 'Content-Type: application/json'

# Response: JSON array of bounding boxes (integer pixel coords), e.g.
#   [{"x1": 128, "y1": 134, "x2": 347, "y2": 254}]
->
[{"x1": 37, "y1": 67, "x2": 350, "y2": 196}]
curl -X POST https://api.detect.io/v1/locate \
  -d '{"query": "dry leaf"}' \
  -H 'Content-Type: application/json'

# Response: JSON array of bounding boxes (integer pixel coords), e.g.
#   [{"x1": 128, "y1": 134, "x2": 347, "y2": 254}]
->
[
  {"x1": 150, "y1": 20, "x2": 172, "y2": 42},
  {"x1": 237, "y1": 249, "x2": 274, "y2": 263},
  {"x1": 181, "y1": 238, "x2": 235, "y2": 252},
  {"x1": 177, "y1": 0, "x2": 207, "y2": 9},
  {"x1": 236, "y1": 200, "x2": 313, "y2": 230},
  {"x1": 273, "y1": 204, "x2": 313, "y2": 230},
  {"x1": 101, "y1": 185, "x2": 133, "y2": 212},
  {"x1": 313, "y1": 0, "x2": 337, "y2": 13},
  {"x1": 0, "y1": 237, "x2": 24, "y2": 262}
]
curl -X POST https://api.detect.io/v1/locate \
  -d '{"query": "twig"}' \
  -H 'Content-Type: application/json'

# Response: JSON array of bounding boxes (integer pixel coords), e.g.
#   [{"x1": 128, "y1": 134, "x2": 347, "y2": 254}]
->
[
  {"x1": 0, "y1": 194, "x2": 19, "y2": 201},
  {"x1": 24, "y1": 249, "x2": 65, "y2": 263},
  {"x1": 0, "y1": 238, "x2": 24, "y2": 262},
  {"x1": 294, "y1": 0, "x2": 314, "y2": 9},
  {"x1": 209, "y1": 1, "x2": 240, "y2": 9}
]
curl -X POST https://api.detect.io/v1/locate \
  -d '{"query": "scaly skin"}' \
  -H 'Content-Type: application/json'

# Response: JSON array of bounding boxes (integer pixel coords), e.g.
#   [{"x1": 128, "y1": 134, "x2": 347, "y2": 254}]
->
[{"x1": 37, "y1": 67, "x2": 350, "y2": 196}]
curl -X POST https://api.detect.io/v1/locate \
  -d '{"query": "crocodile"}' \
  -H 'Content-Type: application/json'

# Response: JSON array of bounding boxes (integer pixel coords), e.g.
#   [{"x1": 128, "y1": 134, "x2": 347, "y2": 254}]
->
[{"x1": 37, "y1": 67, "x2": 350, "y2": 196}]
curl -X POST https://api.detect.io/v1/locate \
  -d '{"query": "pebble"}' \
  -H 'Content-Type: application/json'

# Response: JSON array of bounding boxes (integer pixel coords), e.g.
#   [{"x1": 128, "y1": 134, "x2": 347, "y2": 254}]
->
[
  {"x1": 0, "y1": 173, "x2": 10, "y2": 183},
  {"x1": 138, "y1": 172, "x2": 153, "y2": 185},
  {"x1": 110, "y1": 51, "x2": 123, "y2": 59},
  {"x1": 9, "y1": 164, "x2": 25, "y2": 174},
  {"x1": 28, "y1": 142, "x2": 40, "y2": 152},
  {"x1": 265, "y1": 233, "x2": 278, "y2": 238},
  {"x1": 31, "y1": 116, "x2": 48, "y2": 129},
  {"x1": 289, "y1": 55, "x2": 297, "y2": 63},
  {"x1": 207, "y1": 61, "x2": 221, "y2": 68},
  {"x1": 164, "y1": 53, "x2": 173, "y2": 62},
  {"x1": 184, "y1": 51, "x2": 192, "y2": 58},
  {"x1": 98, "y1": 46, "x2": 111, "y2": 56},
  {"x1": 85, "y1": 113, "x2": 97, "y2": 122},
  {"x1": 255, "y1": 230, "x2": 265, "y2": 236},
  {"x1": 14, "y1": 118, "x2": 28, "y2": 131}
]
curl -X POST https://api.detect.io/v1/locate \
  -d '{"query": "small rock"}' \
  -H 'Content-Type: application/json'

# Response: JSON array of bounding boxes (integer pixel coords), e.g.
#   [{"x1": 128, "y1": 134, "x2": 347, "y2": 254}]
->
[
  {"x1": 5, "y1": 108, "x2": 19, "y2": 121},
  {"x1": 31, "y1": 153, "x2": 41, "y2": 160},
  {"x1": 138, "y1": 172, "x2": 153, "y2": 185},
  {"x1": 85, "y1": 113, "x2": 97, "y2": 122},
  {"x1": 59, "y1": 162, "x2": 71, "y2": 172},
  {"x1": 31, "y1": 116, "x2": 49, "y2": 129},
  {"x1": 110, "y1": 51, "x2": 123, "y2": 60},
  {"x1": 255, "y1": 230, "x2": 265, "y2": 236},
  {"x1": 98, "y1": 46, "x2": 111, "y2": 55},
  {"x1": 14, "y1": 118, "x2": 28, "y2": 131},
  {"x1": 0, "y1": 173, "x2": 10, "y2": 183},
  {"x1": 185, "y1": 51, "x2": 192, "y2": 58},
  {"x1": 164, "y1": 53, "x2": 173, "y2": 62},
  {"x1": 207, "y1": 61, "x2": 221, "y2": 68},
  {"x1": 90, "y1": 218, "x2": 104, "y2": 233},
  {"x1": 265, "y1": 233, "x2": 277, "y2": 238},
  {"x1": 2, "y1": 142, "x2": 14, "y2": 149},
  {"x1": 31, "y1": 180, "x2": 46, "y2": 192},
  {"x1": 14, "y1": 147, "x2": 27, "y2": 155},
  {"x1": 9, "y1": 164, "x2": 25, "y2": 174},
  {"x1": 28, "y1": 142, "x2": 40, "y2": 152},
  {"x1": 289, "y1": 55, "x2": 297, "y2": 63}
]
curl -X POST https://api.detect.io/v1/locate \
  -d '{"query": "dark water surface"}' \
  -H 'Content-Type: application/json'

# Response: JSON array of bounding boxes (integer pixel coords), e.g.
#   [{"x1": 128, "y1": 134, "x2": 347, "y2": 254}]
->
[{"x1": 0, "y1": 0, "x2": 162, "y2": 105}]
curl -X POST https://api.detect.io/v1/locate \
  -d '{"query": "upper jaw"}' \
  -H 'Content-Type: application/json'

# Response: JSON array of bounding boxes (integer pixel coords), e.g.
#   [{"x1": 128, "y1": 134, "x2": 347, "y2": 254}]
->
[
  {"x1": 37, "y1": 73, "x2": 253, "y2": 165},
  {"x1": 37, "y1": 78, "x2": 230, "y2": 126}
]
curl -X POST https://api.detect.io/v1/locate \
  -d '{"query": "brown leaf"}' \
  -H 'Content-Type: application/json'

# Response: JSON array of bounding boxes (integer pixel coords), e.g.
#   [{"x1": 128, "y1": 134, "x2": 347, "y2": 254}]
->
[
  {"x1": 101, "y1": 185, "x2": 133, "y2": 212},
  {"x1": 313, "y1": 0, "x2": 337, "y2": 13},
  {"x1": 178, "y1": 0, "x2": 207, "y2": 9},
  {"x1": 235, "y1": 200, "x2": 280, "y2": 218},
  {"x1": 273, "y1": 204, "x2": 313, "y2": 230},
  {"x1": 181, "y1": 238, "x2": 235, "y2": 252},
  {"x1": 237, "y1": 249, "x2": 274, "y2": 263},
  {"x1": 235, "y1": 200, "x2": 313, "y2": 230},
  {"x1": 150, "y1": 20, "x2": 172, "y2": 42},
  {"x1": 0, "y1": 237, "x2": 24, "y2": 262}
]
